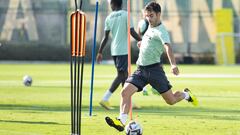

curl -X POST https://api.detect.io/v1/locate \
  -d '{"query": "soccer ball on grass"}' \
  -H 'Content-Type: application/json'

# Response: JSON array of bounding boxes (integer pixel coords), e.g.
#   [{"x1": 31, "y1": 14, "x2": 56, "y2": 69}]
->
[
  {"x1": 23, "y1": 75, "x2": 32, "y2": 86},
  {"x1": 125, "y1": 120, "x2": 143, "y2": 135}
]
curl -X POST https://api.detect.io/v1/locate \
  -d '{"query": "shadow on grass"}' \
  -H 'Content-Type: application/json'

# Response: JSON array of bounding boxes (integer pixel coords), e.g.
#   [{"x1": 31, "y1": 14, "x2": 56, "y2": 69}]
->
[
  {"x1": 31, "y1": 85, "x2": 69, "y2": 89},
  {"x1": 135, "y1": 106, "x2": 240, "y2": 121},
  {"x1": 1, "y1": 104, "x2": 240, "y2": 121},
  {"x1": 0, "y1": 119, "x2": 67, "y2": 125},
  {"x1": 0, "y1": 104, "x2": 107, "y2": 112},
  {"x1": 0, "y1": 104, "x2": 70, "y2": 112}
]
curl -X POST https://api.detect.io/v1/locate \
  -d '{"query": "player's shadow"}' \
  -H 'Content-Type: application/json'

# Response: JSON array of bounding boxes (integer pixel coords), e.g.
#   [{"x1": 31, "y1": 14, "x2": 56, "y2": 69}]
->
[
  {"x1": 1, "y1": 104, "x2": 239, "y2": 121},
  {"x1": 31, "y1": 85, "x2": 69, "y2": 89},
  {"x1": 0, "y1": 104, "x2": 113, "y2": 112},
  {"x1": 134, "y1": 105, "x2": 240, "y2": 121},
  {"x1": 0, "y1": 119, "x2": 66, "y2": 125},
  {"x1": 0, "y1": 104, "x2": 70, "y2": 112}
]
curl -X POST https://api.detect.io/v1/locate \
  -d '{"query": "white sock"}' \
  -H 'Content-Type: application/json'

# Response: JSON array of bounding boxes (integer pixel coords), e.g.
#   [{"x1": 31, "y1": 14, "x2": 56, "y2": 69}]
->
[
  {"x1": 118, "y1": 113, "x2": 128, "y2": 125},
  {"x1": 102, "y1": 90, "x2": 112, "y2": 101},
  {"x1": 183, "y1": 91, "x2": 190, "y2": 100}
]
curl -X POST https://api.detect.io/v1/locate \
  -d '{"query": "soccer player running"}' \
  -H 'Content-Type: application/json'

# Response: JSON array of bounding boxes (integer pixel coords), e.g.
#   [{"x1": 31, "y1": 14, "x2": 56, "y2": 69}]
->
[
  {"x1": 97, "y1": 0, "x2": 141, "y2": 110},
  {"x1": 105, "y1": 1, "x2": 198, "y2": 132}
]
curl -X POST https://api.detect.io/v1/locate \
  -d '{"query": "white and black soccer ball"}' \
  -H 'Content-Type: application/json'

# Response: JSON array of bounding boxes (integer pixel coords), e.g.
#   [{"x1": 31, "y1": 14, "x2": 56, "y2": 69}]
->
[
  {"x1": 125, "y1": 121, "x2": 143, "y2": 135},
  {"x1": 23, "y1": 75, "x2": 32, "y2": 86}
]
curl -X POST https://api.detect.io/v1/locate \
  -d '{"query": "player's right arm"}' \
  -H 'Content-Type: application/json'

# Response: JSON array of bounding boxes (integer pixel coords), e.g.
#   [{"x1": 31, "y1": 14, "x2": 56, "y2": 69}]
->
[
  {"x1": 128, "y1": 12, "x2": 141, "y2": 42},
  {"x1": 130, "y1": 28, "x2": 142, "y2": 41},
  {"x1": 97, "y1": 30, "x2": 110, "y2": 63},
  {"x1": 137, "y1": 26, "x2": 141, "y2": 36}
]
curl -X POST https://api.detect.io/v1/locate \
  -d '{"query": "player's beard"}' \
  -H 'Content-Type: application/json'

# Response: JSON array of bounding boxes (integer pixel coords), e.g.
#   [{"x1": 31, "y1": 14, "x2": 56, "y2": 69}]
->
[
  {"x1": 150, "y1": 18, "x2": 161, "y2": 27},
  {"x1": 149, "y1": 20, "x2": 157, "y2": 27}
]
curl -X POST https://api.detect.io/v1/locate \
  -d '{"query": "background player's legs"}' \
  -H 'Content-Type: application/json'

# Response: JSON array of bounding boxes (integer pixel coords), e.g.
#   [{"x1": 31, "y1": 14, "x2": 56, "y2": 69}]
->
[
  {"x1": 104, "y1": 70, "x2": 127, "y2": 98},
  {"x1": 100, "y1": 55, "x2": 128, "y2": 110},
  {"x1": 100, "y1": 70, "x2": 128, "y2": 110},
  {"x1": 118, "y1": 70, "x2": 128, "y2": 88}
]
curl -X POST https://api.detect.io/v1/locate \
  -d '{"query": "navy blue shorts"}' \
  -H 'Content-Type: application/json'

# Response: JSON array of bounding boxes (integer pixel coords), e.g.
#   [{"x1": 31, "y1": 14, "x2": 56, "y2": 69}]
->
[
  {"x1": 125, "y1": 63, "x2": 172, "y2": 94},
  {"x1": 112, "y1": 55, "x2": 128, "y2": 72}
]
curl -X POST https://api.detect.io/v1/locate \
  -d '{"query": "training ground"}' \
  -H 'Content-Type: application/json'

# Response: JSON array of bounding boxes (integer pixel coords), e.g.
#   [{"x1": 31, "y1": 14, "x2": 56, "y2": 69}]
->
[{"x1": 0, "y1": 64, "x2": 240, "y2": 135}]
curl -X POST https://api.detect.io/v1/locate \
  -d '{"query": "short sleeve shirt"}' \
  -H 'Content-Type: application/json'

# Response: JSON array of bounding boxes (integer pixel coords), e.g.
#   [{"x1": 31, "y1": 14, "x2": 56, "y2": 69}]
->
[
  {"x1": 105, "y1": 10, "x2": 134, "y2": 56},
  {"x1": 136, "y1": 23, "x2": 170, "y2": 66}
]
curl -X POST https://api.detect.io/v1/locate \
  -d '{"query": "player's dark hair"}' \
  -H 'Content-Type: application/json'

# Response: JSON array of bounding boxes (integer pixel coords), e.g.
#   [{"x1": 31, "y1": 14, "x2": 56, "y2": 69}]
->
[
  {"x1": 145, "y1": 1, "x2": 161, "y2": 13},
  {"x1": 111, "y1": 0, "x2": 122, "y2": 8}
]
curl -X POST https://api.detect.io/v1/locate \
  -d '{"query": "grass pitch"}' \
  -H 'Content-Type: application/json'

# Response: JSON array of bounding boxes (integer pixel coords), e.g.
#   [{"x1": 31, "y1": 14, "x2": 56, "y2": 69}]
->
[{"x1": 0, "y1": 63, "x2": 240, "y2": 135}]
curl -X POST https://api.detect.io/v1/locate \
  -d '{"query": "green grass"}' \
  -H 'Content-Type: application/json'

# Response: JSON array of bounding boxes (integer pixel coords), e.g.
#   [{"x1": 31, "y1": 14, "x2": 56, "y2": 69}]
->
[{"x1": 0, "y1": 63, "x2": 240, "y2": 135}]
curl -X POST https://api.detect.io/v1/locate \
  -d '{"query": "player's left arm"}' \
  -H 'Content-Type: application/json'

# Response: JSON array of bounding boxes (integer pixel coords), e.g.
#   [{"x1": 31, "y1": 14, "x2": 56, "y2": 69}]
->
[{"x1": 164, "y1": 43, "x2": 179, "y2": 76}]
